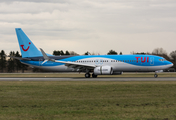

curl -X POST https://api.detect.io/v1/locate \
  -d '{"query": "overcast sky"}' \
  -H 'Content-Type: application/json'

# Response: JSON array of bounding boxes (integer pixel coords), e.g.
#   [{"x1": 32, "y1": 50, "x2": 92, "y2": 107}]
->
[{"x1": 0, "y1": 0, "x2": 176, "y2": 55}]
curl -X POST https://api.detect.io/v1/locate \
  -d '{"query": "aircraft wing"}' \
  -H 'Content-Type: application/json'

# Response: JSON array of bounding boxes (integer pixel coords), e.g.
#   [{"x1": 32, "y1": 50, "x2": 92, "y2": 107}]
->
[
  {"x1": 40, "y1": 48, "x2": 96, "y2": 71},
  {"x1": 55, "y1": 60, "x2": 96, "y2": 70}
]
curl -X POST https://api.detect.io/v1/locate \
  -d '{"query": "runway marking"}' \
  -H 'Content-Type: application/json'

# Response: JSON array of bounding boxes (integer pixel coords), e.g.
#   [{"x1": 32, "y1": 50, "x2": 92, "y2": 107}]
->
[{"x1": 0, "y1": 77, "x2": 176, "y2": 81}]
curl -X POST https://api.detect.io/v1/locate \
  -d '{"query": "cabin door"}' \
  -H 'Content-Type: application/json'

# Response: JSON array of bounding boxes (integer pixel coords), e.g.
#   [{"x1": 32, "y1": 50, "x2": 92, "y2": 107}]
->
[{"x1": 150, "y1": 57, "x2": 154, "y2": 65}]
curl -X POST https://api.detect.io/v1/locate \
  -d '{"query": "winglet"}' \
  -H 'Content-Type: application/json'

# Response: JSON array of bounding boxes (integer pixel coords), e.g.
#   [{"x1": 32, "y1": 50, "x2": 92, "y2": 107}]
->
[
  {"x1": 40, "y1": 48, "x2": 55, "y2": 64},
  {"x1": 40, "y1": 48, "x2": 50, "y2": 61}
]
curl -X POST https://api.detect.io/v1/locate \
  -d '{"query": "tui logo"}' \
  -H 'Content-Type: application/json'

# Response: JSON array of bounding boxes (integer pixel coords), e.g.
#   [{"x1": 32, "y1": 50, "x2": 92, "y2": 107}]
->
[
  {"x1": 135, "y1": 57, "x2": 149, "y2": 63},
  {"x1": 21, "y1": 42, "x2": 31, "y2": 52}
]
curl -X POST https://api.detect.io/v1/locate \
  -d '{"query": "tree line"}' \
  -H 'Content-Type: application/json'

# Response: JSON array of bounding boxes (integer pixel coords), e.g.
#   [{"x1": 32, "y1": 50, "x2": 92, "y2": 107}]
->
[
  {"x1": 53, "y1": 50, "x2": 122, "y2": 55},
  {"x1": 0, "y1": 48, "x2": 176, "y2": 73},
  {"x1": 0, "y1": 50, "x2": 28, "y2": 73}
]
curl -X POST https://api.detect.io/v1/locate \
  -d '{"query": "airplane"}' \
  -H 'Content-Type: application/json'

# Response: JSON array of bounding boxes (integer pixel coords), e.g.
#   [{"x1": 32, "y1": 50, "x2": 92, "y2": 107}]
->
[{"x1": 8, "y1": 28, "x2": 173, "y2": 78}]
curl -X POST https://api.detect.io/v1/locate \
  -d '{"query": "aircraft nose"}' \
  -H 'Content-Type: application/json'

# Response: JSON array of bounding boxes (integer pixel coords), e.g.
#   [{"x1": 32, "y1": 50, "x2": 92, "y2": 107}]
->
[
  {"x1": 170, "y1": 63, "x2": 173, "y2": 67},
  {"x1": 167, "y1": 61, "x2": 173, "y2": 67}
]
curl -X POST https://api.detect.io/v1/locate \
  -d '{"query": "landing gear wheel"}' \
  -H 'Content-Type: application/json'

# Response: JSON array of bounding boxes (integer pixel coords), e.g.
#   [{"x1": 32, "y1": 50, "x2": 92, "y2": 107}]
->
[
  {"x1": 85, "y1": 73, "x2": 90, "y2": 78},
  {"x1": 154, "y1": 74, "x2": 158, "y2": 78},
  {"x1": 92, "y1": 74, "x2": 97, "y2": 78}
]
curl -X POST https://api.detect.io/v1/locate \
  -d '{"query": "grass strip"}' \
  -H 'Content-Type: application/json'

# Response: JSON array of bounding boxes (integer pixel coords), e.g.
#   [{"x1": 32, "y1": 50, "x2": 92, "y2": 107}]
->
[
  {"x1": 0, "y1": 81, "x2": 176, "y2": 120},
  {"x1": 0, "y1": 72, "x2": 176, "y2": 78}
]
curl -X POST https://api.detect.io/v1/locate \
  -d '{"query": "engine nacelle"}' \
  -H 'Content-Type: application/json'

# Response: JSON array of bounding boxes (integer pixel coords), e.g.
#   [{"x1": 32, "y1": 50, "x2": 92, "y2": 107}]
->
[{"x1": 94, "y1": 66, "x2": 113, "y2": 75}]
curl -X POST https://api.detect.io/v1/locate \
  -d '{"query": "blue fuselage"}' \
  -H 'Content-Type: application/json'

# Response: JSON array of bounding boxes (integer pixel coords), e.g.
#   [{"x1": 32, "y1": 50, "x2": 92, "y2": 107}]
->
[{"x1": 21, "y1": 54, "x2": 173, "y2": 72}]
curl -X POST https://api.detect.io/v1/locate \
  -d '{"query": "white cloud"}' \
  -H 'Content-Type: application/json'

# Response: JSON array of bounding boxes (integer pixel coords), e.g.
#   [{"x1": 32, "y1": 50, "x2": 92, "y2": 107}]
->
[{"x1": 0, "y1": 0, "x2": 176, "y2": 55}]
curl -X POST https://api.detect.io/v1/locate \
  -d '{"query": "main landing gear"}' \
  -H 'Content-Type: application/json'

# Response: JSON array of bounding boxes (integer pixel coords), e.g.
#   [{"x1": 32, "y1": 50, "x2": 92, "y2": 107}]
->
[
  {"x1": 85, "y1": 73, "x2": 97, "y2": 78},
  {"x1": 85, "y1": 73, "x2": 90, "y2": 78},
  {"x1": 92, "y1": 73, "x2": 97, "y2": 78}
]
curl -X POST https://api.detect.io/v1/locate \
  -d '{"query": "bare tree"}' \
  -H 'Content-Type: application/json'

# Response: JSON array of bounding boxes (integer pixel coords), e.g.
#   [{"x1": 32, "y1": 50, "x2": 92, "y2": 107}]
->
[
  {"x1": 170, "y1": 51, "x2": 176, "y2": 60},
  {"x1": 152, "y1": 48, "x2": 171, "y2": 61},
  {"x1": 69, "y1": 51, "x2": 79, "y2": 55},
  {"x1": 152, "y1": 48, "x2": 167, "y2": 55},
  {"x1": 170, "y1": 51, "x2": 176, "y2": 69},
  {"x1": 91, "y1": 52, "x2": 99, "y2": 55}
]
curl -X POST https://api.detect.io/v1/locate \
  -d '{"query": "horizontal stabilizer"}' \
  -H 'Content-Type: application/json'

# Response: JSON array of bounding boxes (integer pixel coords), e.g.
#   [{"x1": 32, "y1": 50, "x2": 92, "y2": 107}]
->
[{"x1": 5, "y1": 55, "x2": 31, "y2": 61}]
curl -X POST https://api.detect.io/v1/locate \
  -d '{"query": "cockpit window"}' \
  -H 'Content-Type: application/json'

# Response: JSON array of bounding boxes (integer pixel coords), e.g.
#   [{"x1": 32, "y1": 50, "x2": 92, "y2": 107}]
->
[{"x1": 159, "y1": 59, "x2": 166, "y2": 61}]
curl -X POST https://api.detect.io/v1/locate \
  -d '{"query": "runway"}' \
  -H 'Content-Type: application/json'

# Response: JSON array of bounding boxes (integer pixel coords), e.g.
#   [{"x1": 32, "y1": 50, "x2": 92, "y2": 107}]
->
[{"x1": 0, "y1": 77, "x2": 176, "y2": 81}]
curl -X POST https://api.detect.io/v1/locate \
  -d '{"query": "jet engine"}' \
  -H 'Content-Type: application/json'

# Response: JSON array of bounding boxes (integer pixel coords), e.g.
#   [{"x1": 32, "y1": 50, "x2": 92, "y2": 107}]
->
[{"x1": 94, "y1": 66, "x2": 113, "y2": 75}]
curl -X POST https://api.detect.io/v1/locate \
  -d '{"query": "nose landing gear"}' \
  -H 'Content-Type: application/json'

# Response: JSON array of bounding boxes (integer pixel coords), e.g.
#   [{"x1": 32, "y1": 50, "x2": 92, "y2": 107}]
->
[{"x1": 154, "y1": 74, "x2": 158, "y2": 78}]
